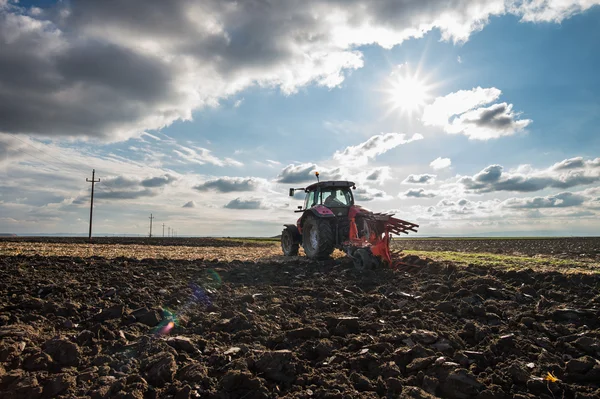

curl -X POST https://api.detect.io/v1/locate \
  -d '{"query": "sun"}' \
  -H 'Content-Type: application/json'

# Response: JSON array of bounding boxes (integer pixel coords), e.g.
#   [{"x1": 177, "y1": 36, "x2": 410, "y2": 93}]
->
[
  {"x1": 390, "y1": 77, "x2": 428, "y2": 113},
  {"x1": 383, "y1": 65, "x2": 433, "y2": 118}
]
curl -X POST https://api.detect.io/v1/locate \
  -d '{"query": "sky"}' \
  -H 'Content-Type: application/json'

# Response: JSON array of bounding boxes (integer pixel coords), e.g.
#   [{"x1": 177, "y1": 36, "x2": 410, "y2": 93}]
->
[{"x1": 1, "y1": 0, "x2": 600, "y2": 237}]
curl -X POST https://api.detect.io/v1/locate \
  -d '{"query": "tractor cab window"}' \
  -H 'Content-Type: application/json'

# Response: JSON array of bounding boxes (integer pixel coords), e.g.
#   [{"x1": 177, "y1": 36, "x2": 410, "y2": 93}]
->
[
  {"x1": 304, "y1": 190, "x2": 316, "y2": 209},
  {"x1": 321, "y1": 188, "x2": 352, "y2": 207}
]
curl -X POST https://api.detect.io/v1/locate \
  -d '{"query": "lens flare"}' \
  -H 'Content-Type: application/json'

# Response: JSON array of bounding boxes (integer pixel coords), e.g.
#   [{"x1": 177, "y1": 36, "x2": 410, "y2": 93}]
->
[{"x1": 151, "y1": 269, "x2": 224, "y2": 336}]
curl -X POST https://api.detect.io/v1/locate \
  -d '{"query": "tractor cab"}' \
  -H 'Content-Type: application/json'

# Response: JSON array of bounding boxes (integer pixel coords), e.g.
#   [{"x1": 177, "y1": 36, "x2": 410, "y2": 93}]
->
[{"x1": 290, "y1": 181, "x2": 355, "y2": 217}]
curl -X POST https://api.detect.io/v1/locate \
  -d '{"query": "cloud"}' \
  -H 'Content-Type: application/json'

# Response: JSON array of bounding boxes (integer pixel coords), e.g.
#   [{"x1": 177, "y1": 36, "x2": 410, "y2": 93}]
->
[
  {"x1": 224, "y1": 197, "x2": 269, "y2": 210},
  {"x1": 93, "y1": 189, "x2": 157, "y2": 200},
  {"x1": 365, "y1": 166, "x2": 391, "y2": 184},
  {"x1": 353, "y1": 187, "x2": 389, "y2": 201},
  {"x1": 402, "y1": 188, "x2": 438, "y2": 198},
  {"x1": 1, "y1": 2, "x2": 595, "y2": 142},
  {"x1": 446, "y1": 102, "x2": 532, "y2": 140},
  {"x1": 276, "y1": 163, "x2": 319, "y2": 184},
  {"x1": 430, "y1": 157, "x2": 452, "y2": 170},
  {"x1": 510, "y1": 0, "x2": 600, "y2": 23},
  {"x1": 71, "y1": 173, "x2": 177, "y2": 203},
  {"x1": 502, "y1": 192, "x2": 586, "y2": 209},
  {"x1": 173, "y1": 145, "x2": 243, "y2": 167},
  {"x1": 141, "y1": 174, "x2": 178, "y2": 188},
  {"x1": 182, "y1": 200, "x2": 196, "y2": 208},
  {"x1": 422, "y1": 87, "x2": 531, "y2": 140},
  {"x1": 551, "y1": 157, "x2": 585, "y2": 171},
  {"x1": 459, "y1": 158, "x2": 600, "y2": 193},
  {"x1": 276, "y1": 163, "x2": 347, "y2": 184},
  {"x1": 193, "y1": 177, "x2": 265, "y2": 192},
  {"x1": 403, "y1": 174, "x2": 436, "y2": 184},
  {"x1": 422, "y1": 87, "x2": 501, "y2": 126},
  {"x1": 333, "y1": 133, "x2": 423, "y2": 166}
]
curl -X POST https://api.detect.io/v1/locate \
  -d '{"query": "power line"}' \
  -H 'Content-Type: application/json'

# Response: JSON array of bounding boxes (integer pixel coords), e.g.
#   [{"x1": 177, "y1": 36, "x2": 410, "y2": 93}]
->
[
  {"x1": 86, "y1": 169, "x2": 100, "y2": 241},
  {"x1": 7, "y1": 133, "x2": 78, "y2": 169}
]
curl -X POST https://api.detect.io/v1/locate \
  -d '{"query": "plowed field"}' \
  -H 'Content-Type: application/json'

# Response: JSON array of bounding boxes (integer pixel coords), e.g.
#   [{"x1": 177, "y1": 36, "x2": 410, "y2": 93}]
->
[{"x1": 0, "y1": 237, "x2": 599, "y2": 398}]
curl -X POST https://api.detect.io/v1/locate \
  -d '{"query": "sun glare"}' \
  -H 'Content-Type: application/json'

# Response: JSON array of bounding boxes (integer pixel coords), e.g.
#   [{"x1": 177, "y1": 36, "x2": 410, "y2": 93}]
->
[{"x1": 384, "y1": 65, "x2": 433, "y2": 119}]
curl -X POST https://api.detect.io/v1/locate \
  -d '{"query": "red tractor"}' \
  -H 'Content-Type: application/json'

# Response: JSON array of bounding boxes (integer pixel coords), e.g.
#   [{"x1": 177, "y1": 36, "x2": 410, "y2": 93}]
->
[{"x1": 281, "y1": 175, "x2": 419, "y2": 269}]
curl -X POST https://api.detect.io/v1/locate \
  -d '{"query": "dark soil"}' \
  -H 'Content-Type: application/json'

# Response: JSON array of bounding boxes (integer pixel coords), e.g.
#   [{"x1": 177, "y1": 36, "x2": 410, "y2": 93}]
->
[
  {"x1": 1, "y1": 250, "x2": 599, "y2": 398},
  {"x1": 394, "y1": 237, "x2": 600, "y2": 260}
]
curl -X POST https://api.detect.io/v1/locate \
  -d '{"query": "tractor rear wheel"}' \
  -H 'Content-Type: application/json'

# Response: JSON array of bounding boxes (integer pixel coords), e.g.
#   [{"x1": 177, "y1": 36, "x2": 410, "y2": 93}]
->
[
  {"x1": 302, "y1": 216, "x2": 335, "y2": 260},
  {"x1": 281, "y1": 227, "x2": 299, "y2": 256}
]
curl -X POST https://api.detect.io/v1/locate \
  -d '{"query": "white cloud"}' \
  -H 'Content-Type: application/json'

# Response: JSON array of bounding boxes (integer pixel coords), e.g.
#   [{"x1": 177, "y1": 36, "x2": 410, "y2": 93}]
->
[
  {"x1": 422, "y1": 87, "x2": 531, "y2": 140},
  {"x1": 333, "y1": 133, "x2": 423, "y2": 166},
  {"x1": 173, "y1": 145, "x2": 243, "y2": 167},
  {"x1": 510, "y1": 0, "x2": 600, "y2": 23},
  {"x1": 430, "y1": 157, "x2": 452, "y2": 170},
  {"x1": 422, "y1": 87, "x2": 501, "y2": 127}
]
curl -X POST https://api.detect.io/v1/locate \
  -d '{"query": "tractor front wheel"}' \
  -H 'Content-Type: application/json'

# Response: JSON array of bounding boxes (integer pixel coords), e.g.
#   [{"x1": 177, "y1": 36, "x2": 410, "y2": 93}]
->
[
  {"x1": 281, "y1": 226, "x2": 300, "y2": 256},
  {"x1": 302, "y1": 216, "x2": 334, "y2": 260}
]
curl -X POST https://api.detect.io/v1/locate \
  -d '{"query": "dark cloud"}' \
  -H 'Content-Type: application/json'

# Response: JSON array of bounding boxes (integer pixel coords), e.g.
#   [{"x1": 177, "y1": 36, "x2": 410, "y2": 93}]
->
[
  {"x1": 403, "y1": 174, "x2": 436, "y2": 184},
  {"x1": 503, "y1": 192, "x2": 586, "y2": 209},
  {"x1": 403, "y1": 188, "x2": 437, "y2": 198},
  {"x1": 194, "y1": 177, "x2": 262, "y2": 192},
  {"x1": 182, "y1": 200, "x2": 196, "y2": 208},
  {"x1": 224, "y1": 198, "x2": 268, "y2": 210},
  {"x1": 0, "y1": 1, "x2": 592, "y2": 141},
  {"x1": 475, "y1": 165, "x2": 503, "y2": 183},
  {"x1": 468, "y1": 103, "x2": 517, "y2": 129},
  {"x1": 366, "y1": 168, "x2": 384, "y2": 181},
  {"x1": 353, "y1": 187, "x2": 387, "y2": 201},
  {"x1": 276, "y1": 164, "x2": 318, "y2": 184},
  {"x1": 94, "y1": 189, "x2": 156, "y2": 200},
  {"x1": 459, "y1": 159, "x2": 600, "y2": 193},
  {"x1": 141, "y1": 174, "x2": 177, "y2": 188},
  {"x1": 71, "y1": 173, "x2": 176, "y2": 203}
]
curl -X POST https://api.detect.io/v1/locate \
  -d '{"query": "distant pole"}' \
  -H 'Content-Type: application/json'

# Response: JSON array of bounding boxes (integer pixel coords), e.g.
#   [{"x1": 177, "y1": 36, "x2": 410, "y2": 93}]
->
[
  {"x1": 86, "y1": 169, "x2": 100, "y2": 241},
  {"x1": 168, "y1": 227, "x2": 171, "y2": 237},
  {"x1": 149, "y1": 214, "x2": 154, "y2": 237},
  {"x1": 162, "y1": 223, "x2": 165, "y2": 237}
]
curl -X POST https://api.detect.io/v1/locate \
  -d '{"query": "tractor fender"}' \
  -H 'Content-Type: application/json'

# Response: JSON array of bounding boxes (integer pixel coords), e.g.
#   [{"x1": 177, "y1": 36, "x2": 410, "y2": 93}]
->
[{"x1": 283, "y1": 224, "x2": 301, "y2": 243}]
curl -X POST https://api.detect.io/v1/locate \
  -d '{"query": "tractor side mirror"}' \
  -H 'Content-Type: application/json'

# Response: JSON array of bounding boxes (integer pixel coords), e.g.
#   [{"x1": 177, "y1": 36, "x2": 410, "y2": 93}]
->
[{"x1": 289, "y1": 188, "x2": 294, "y2": 197}]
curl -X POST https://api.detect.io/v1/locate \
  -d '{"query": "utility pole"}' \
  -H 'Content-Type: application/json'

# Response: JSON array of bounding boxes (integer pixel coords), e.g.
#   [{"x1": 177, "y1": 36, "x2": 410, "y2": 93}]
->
[
  {"x1": 149, "y1": 214, "x2": 154, "y2": 238},
  {"x1": 162, "y1": 223, "x2": 165, "y2": 237},
  {"x1": 86, "y1": 169, "x2": 100, "y2": 241},
  {"x1": 168, "y1": 227, "x2": 170, "y2": 237}
]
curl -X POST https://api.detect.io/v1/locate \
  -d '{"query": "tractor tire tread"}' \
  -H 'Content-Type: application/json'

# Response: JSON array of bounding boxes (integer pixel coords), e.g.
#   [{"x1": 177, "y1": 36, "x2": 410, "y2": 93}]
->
[{"x1": 303, "y1": 216, "x2": 335, "y2": 260}]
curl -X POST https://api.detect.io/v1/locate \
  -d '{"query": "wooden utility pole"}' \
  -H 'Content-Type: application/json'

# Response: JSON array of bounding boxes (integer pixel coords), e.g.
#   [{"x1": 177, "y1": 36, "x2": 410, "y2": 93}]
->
[
  {"x1": 86, "y1": 169, "x2": 100, "y2": 241},
  {"x1": 149, "y1": 214, "x2": 154, "y2": 237},
  {"x1": 162, "y1": 223, "x2": 165, "y2": 237}
]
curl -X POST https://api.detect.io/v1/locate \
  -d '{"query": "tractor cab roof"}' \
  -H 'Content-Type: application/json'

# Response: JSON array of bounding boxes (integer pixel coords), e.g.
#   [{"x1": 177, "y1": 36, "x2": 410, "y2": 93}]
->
[{"x1": 305, "y1": 181, "x2": 355, "y2": 192}]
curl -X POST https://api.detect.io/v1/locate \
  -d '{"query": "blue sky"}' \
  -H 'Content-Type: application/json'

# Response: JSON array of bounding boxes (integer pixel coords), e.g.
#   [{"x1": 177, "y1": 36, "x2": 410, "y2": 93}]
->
[{"x1": 1, "y1": 0, "x2": 599, "y2": 236}]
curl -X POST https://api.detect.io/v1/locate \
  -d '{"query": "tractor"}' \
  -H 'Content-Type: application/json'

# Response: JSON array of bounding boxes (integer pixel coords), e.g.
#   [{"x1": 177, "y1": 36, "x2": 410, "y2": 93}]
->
[{"x1": 281, "y1": 173, "x2": 419, "y2": 269}]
